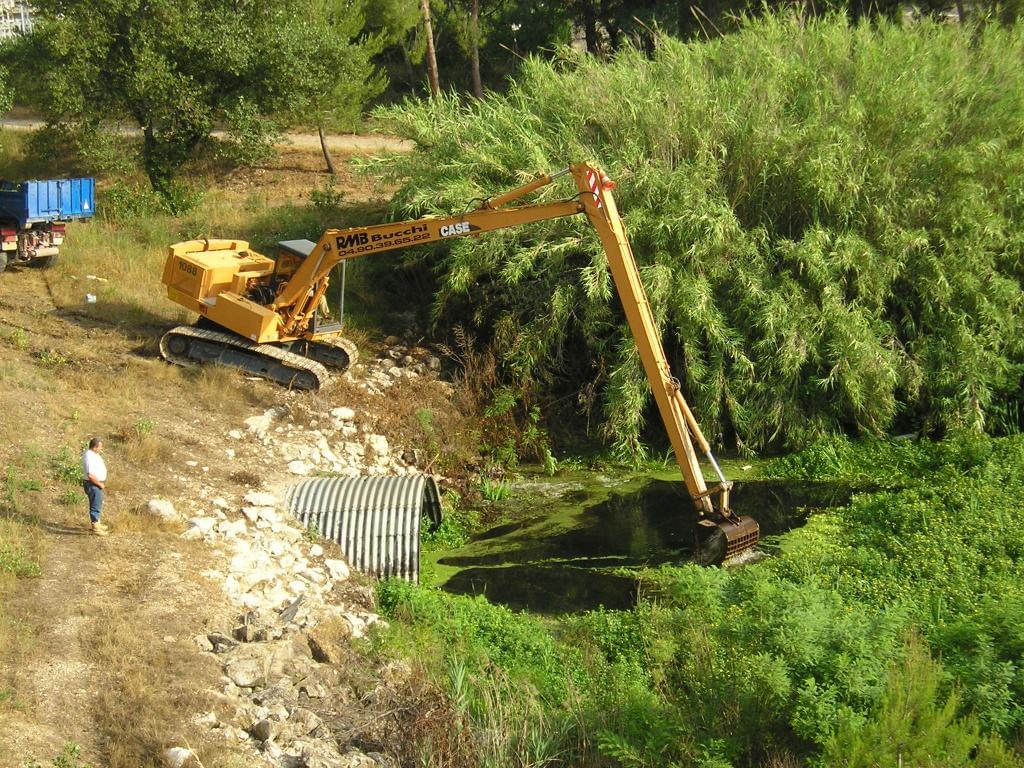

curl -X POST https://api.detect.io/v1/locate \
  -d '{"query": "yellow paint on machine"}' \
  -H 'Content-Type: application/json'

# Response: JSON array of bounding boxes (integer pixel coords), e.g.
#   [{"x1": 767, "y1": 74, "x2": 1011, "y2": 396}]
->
[{"x1": 162, "y1": 239, "x2": 281, "y2": 342}]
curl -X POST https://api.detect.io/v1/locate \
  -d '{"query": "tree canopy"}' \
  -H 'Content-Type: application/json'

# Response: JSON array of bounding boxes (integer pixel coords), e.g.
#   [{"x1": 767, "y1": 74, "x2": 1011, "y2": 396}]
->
[{"x1": 5, "y1": 0, "x2": 385, "y2": 195}]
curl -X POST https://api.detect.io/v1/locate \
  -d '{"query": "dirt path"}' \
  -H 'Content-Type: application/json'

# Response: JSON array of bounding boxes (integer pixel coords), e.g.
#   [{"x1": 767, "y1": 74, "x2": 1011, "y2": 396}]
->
[
  {"x1": 0, "y1": 118, "x2": 413, "y2": 153},
  {"x1": 0, "y1": 268, "x2": 247, "y2": 766},
  {"x1": 2, "y1": 528, "x2": 228, "y2": 766}
]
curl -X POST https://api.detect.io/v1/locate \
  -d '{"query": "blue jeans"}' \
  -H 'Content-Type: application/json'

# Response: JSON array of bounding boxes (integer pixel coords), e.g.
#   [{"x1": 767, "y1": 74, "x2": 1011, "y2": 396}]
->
[{"x1": 84, "y1": 482, "x2": 103, "y2": 523}]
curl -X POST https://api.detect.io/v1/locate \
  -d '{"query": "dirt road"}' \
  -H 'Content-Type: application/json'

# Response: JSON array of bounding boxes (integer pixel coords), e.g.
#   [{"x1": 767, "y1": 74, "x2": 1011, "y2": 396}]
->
[{"x1": 0, "y1": 117, "x2": 413, "y2": 153}]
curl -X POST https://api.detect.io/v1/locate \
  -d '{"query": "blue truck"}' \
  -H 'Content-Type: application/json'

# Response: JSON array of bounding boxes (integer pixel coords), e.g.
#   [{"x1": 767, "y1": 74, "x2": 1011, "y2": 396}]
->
[{"x1": 0, "y1": 178, "x2": 95, "y2": 272}]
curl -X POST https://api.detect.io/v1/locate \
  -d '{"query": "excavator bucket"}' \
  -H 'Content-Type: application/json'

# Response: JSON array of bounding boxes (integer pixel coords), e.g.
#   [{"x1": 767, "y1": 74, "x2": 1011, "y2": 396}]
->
[{"x1": 695, "y1": 515, "x2": 760, "y2": 565}]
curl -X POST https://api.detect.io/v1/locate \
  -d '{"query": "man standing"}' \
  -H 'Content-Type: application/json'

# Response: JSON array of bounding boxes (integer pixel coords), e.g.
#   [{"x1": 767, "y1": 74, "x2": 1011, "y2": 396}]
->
[{"x1": 82, "y1": 437, "x2": 109, "y2": 536}]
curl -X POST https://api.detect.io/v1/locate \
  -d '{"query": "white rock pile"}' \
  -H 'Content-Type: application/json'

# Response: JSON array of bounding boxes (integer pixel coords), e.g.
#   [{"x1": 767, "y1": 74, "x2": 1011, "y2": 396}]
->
[
  {"x1": 160, "y1": 344, "x2": 447, "y2": 767},
  {"x1": 171, "y1": 492, "x2": 392, "y2": 766},
  {"x1": 237, "y1": 405, "x2": 407, "y2": 479}
]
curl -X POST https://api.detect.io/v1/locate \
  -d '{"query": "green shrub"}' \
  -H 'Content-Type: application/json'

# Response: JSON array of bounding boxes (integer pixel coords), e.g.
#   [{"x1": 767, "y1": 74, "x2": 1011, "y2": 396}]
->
[
  {"x1": 0, "y1": 540, "x2": 41, "y2": 579},
  {"x1": 50, "y1": 447, "x2": 81, "y2": 486},
  {"x1": 822, "y1": 637, "x2": 1020, "y2": 768},
  {"x1": 420, "y1": 493, "x2": 480, "y2": 550},
  {"x1": 381, "y1": 435, "x2": 1024, "y2": 766}
]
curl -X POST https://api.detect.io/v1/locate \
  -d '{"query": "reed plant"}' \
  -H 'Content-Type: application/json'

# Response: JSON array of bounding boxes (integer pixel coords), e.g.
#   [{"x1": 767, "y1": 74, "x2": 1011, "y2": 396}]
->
[{"x1": 375, "y1": 14, "x2": 1024, "y2": 454}]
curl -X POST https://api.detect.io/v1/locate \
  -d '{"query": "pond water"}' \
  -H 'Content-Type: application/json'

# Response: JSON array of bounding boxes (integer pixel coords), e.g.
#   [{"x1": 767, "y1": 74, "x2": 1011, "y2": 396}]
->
[{"x1": 428, "y1": 476, "x2": 856, "y2": 614}]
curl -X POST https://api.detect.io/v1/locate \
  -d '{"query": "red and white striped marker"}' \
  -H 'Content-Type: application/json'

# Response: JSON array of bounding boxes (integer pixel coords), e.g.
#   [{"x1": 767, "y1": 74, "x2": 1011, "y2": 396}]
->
[{"x1": 585, "y1": 168, "x2": 603, "y2": 208}]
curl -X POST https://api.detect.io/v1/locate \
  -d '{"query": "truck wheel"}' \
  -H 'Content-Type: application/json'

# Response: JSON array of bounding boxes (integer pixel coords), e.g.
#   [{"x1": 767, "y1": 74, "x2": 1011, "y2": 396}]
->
[
  {"x1": 0, "y1": 253, "x2": 7, "y2": 273},
  {"x1": 31, "y1": 253, "x2": 58, "y2": 269}
]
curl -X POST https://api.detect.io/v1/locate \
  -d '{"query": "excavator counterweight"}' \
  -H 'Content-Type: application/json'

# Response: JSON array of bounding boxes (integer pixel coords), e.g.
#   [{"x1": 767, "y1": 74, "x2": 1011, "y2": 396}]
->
[{"x1": 159, "y1": 163, "x2": 758, "y2": 561}]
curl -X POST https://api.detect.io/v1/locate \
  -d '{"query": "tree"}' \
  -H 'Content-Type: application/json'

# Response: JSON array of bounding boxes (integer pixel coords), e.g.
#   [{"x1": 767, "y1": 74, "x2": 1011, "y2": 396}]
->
[
  {"x1": 8, "y1": 0, "x2": 384, "y2": 197},
  {"x1": 283, "y1": 0, "x2": 388, "y2": 174},
  {"x1": 0, "y1": 67, "x2": 9, "y2": 162},
  {"x1": 469, "y1": 0, "x2": 482, "y2": 98},
  {"x1": 421, "y1": 0, "x2": 442, "y2": 97},
  {"x1": 0, "y1": 67, "x2": 10, "y2": 116}
]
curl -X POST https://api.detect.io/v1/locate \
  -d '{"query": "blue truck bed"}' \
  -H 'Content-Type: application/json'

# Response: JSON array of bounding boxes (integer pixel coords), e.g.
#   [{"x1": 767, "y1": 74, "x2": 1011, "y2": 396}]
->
[{"x1": 0, "y1": 178, "x2": 95, "y2": 227}]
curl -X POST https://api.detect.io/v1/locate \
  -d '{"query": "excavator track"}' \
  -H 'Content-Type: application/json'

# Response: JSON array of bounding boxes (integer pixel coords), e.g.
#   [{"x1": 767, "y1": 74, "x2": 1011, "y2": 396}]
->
[
  {"x1": 288, "y1": 335, "x2": 359, "y2": 371},
  {"x1": 160, "y1": 325, "x2": 330, "y2": 391}
]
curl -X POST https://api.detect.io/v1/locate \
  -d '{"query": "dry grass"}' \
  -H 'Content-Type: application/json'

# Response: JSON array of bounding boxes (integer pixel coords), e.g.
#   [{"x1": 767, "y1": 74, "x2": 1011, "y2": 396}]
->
[
  {"x1": 87, "y1": 574, "x2": 219, "y2": 767},
  {"x1": 0, "y1": 464, "x2": 46, "y2": 712}
]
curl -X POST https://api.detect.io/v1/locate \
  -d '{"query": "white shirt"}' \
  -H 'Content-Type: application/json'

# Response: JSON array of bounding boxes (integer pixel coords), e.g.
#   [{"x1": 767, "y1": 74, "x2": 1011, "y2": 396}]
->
[{"x1": 83, "y1": 449, "x2": 107, "y2": 483}]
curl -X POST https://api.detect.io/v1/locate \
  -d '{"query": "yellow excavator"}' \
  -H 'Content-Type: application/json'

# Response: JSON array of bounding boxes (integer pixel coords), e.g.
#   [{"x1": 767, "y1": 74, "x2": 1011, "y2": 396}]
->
[{"x1": 160, "y1": 163, "x2": 759, "y2": 559}]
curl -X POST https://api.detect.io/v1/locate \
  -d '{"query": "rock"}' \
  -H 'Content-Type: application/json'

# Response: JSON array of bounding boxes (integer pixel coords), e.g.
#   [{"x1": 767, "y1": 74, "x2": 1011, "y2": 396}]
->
[
  {"x1": 365, "y1": 434, "x2": 390, "y2": 461},
  {"x1": 258, "y1": 507, "x2": 280, "y2": 524},
  {"x1": 262, "y1": 739, "x2": 284, "y2": 759},
  {"x1": 303, "y1": 567, "x2": 328, "y2": 585},
  {"x1": 192, "y1": 710, "x2": 218, "y2": 728},
  {"x1": 228, "y1": 429, "x2": 243, "y2": 440},
  {"x1": 427, "y1": 355, "x2": 441, "y2": 371},
  {"x1": 225, "y1": 650, "x2": 269, "y2": 688},
  {"x1": 218, "y1": 519, "x2": 247, "y2": 538},
  {"x1": 245, "y1": 490, "x2": 279, "y2": 507},
  {"x1": 307, "y1": 616, "x2": 352, "y2": 663},
  {"x1": 298, "y1": 740, "x2": 360, "y2": 768},
  {"x1": 336, "y1": 749, "x2": 379, "y2": 768},
  {"x1": 239, "y1": 568, "x2": 276, "y2": 593},
  {"x1": 309, "y1": 543, "x2": 323, "y2": 558},
  {"x1": 208, "y1": 632, "x2": 238, "y2": 653},
  {"x1": 162, "y1": 747, "x2": 201, "y2": 768},
  {"x1": 145, "y1": 498, "x2": 179, "y2": 521},
  {"x1": 249, "y1": 717, "x2": 275, "y2": 742},
  {"x1": 299, "y1": 680, "x2": 327, "y2": 699},
  {"x1": 324, "y1": 559, "x2": 350, "y2": 582},
  {"x1": 279, "y1": 596, "x2": 305, "y2": 624},
  {"x1": 193, "y1": 634, "x2": 215, "y2": 652},
  {"x1": 244, "y1": 411, "x2": 276, "y2": 435},
  {"x1": 188, "y1": 516, "x2": 217, "y2": 534},
  {"x1": 287, "y1": 706, "x2": 322, "y2": 738},
  {"x1": 288, "y1": 460, "x2": 311, "y2": 476},
  {"x1": 345, "y1": 612, "x2": 382, "y2": 640},
  {"x1": 241, "y1": 506, "x2": 261, "y2": 523},
  {"x1": 330, "y1": 406, "x2": 355, "y2": 421},
  {"x1": 278, "y1": 526, "x2": 304, "y2": 543}
]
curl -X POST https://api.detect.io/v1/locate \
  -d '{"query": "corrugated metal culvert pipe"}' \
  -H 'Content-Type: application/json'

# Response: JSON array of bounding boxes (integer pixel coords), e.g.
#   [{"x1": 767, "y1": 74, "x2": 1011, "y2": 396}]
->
[{"x1": 285, "y1": 475, "x2": 443, "y2": 583}]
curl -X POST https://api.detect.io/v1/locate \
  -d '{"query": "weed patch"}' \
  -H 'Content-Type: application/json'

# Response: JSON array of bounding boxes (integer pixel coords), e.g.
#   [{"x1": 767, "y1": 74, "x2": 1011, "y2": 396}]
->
[{"x1": 380, "y1": 435, "x2": 1024, "y2": 766}]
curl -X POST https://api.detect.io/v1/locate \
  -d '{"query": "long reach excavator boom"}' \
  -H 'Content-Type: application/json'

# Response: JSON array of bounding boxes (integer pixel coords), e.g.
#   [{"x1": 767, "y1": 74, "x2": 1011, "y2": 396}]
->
[{"x1": 160, "y1": 163, "x2": 759, "y2": 559}]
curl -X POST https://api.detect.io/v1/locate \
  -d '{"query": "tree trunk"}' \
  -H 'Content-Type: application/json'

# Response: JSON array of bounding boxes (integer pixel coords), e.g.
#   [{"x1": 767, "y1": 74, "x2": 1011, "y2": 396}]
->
[
  {"x1": 954, "y1": 0, "x2": 966, "y2": 22},
  {"x1": 421, "y1": 0, "x2": 441, "y2": 98},
  {"x1": 318, "y1": 123, "x2": 336, "y2": 175},
  {"x1": 470, "y1": 0, "x2": 483, "y2": 99},
  {"x1": 577, "y1": 0, "x2": 600, "y2": 54},
  {"x1": 598, "y1": 0, "x2": 619, "y2": 51}
]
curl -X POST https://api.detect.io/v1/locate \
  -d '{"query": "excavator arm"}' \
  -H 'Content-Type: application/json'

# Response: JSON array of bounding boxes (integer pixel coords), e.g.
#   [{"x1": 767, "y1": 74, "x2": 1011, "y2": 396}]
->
[{"x1": 277, "y1": 164, "x2": 755, "y2": 547}]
